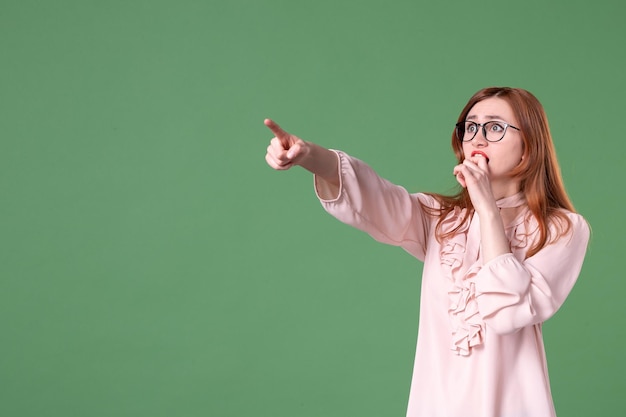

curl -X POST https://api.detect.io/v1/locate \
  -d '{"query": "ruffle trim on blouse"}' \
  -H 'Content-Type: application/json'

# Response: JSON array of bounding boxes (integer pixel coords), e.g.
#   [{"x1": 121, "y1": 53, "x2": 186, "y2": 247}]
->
[
  {"x1": 440, "y1": 193, "x2": 528, "y2": 356},
  {"x1": 440, "y1": 207, "x2": 484, "y2": 356}
]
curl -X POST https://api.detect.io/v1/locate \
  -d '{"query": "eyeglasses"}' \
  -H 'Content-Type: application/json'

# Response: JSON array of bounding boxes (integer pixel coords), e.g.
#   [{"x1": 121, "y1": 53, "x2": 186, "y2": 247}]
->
[{"x1": 455, "y1": 121, "x2": 520, "y2": 142}]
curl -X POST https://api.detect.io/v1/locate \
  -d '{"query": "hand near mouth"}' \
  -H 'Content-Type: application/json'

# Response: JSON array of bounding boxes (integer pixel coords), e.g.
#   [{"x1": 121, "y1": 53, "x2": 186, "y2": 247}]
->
[
  {"x1": 453, "y1": 151, "x2": 494, "y2": 214},
  {"x1": 454, "y1": 150, "x2": 490, "y2": 187}
]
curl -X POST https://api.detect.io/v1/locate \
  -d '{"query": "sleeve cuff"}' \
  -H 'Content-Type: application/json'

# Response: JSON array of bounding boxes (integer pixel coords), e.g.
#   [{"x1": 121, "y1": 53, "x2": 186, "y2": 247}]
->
[{"x1": 313, "y1": 149, "x2": 343, "y2": 202}]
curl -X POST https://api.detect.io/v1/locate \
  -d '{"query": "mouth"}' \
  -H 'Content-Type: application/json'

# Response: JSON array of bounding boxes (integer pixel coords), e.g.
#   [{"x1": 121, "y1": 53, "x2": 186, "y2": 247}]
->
[{"x1": 471, "y1": 151, "x2": 489, "y2": 162}]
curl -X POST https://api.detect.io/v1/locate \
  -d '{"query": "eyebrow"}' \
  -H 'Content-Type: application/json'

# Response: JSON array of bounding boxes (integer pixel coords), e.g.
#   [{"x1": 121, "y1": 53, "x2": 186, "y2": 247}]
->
[{"x1": 466, "y1": 114, "x2": 507, "y2": 121}]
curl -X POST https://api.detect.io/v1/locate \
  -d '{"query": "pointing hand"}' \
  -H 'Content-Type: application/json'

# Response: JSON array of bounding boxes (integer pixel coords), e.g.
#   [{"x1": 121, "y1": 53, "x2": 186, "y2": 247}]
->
[{"x1": 264, "y1": 119, "x2": 309, "y2": 170}]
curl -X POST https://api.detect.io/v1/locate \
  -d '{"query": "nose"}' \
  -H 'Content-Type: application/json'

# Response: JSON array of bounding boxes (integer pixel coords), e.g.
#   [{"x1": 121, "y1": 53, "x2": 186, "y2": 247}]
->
[{"x1": 472, "y1": 128, "x2": 488, "y2": 146}]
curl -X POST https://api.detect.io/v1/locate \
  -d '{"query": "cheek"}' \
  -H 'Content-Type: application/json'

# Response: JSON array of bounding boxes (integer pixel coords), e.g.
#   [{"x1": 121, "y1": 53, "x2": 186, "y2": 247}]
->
[
  {"x1": 499, "y1": 146, "x2": 524, "y2": 169},
  {"x1": 498, "y1": 141, "x2": 524, "y2": 163},
  {"x1": 512, "y1": 142, "x2": 524, "y2": 162}
]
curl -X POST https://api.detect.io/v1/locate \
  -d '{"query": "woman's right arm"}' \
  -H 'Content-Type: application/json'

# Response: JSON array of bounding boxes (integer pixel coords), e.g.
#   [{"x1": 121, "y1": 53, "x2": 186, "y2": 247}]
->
[{"x1": 264, "y1": 119, "x2": 432, "y2": 260}]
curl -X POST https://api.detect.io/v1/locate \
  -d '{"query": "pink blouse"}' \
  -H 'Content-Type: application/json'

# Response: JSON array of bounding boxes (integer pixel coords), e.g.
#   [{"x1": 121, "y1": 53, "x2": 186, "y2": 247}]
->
[{"x1": 315, "y1": 151, "x2": 590, "y2": 417}]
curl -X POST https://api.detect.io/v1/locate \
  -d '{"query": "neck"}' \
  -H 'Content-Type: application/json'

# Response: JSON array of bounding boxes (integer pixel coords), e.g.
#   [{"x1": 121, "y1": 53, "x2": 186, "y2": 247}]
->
[{"x1": 490, "y1": 179, "x2": 521, "y2": 201}]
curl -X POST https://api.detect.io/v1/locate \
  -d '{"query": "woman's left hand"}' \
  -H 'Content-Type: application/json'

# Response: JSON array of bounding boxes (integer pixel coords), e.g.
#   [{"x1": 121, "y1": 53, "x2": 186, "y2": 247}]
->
[
  {"x1": 454, "y1": 154, "x2": 513, "y2": 261},
  {"x1": 453, "y1": 155, "x2": 497, "y2": 215}
]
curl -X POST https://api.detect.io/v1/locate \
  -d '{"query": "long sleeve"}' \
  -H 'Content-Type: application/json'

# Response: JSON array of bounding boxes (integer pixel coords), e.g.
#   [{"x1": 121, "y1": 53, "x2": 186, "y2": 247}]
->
[
  {"x1": 314, "y1": 150, "x2": 433, "y2": 261},
  {"x1": 474, "y1": 212, "x2": 590, "y2": 334}
]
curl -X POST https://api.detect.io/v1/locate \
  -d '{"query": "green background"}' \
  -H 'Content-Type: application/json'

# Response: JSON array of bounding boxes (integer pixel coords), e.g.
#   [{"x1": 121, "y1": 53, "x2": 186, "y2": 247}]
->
[{"x1": 1, "y1": 0, "x2": 623, "y2": 416}]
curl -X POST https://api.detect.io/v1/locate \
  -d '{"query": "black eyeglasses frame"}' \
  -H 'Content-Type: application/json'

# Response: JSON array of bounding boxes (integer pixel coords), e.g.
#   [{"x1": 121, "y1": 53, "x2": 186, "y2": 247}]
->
[{"x1": 455, "y1": 121, "x2": 521, "y2": 143}]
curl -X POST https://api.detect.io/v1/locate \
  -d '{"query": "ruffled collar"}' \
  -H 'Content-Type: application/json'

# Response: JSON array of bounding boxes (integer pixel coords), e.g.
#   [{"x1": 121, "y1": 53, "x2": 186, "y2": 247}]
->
[
  {"x1": 440, "y1": 192, "x2": 527, "y2": 356},
  {"x1": 496, "y1": 192, "x2": 525, "y2": 209}
]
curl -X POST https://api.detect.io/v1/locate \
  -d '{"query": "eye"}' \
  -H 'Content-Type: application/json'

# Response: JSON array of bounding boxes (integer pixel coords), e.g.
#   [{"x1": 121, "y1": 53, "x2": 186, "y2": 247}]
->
[
  {"x1": 466, "y1": 122, "x2": 478, "y2": 133},
  {"x1": 488, "y1": 122, "x2": 505, "y2": 132}
]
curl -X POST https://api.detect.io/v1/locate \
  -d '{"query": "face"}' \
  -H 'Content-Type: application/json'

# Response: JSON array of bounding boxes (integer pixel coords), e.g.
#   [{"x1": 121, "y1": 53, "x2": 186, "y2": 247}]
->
[{"x1": 462, "y1": 97, "x2": 524, "y2": 184}]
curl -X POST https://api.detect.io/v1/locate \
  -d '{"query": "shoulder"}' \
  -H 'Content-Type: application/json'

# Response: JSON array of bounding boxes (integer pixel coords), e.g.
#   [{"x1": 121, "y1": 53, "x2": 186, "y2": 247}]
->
[
  {"x1": 565, "y1": 210, "x2": 591, "y2": 243},
  {"x1": 544, "y1": 210, "x2": 591, "y2": 249},
  {"x1": 555, "y1": 210, "x2": 589, "y2": 234},
  {"x1": 415, "y1": 192, "x2": 440, "y2": 208},
  {"x1": 525, "y1": 208, "x2": 589, "y2": 233}
]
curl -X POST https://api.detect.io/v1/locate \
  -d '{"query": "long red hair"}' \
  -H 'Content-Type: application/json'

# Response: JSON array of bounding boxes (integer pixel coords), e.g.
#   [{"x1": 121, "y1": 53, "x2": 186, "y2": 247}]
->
[{"x1": 427, "y1": 87, "x2": 574, "y2": 258}]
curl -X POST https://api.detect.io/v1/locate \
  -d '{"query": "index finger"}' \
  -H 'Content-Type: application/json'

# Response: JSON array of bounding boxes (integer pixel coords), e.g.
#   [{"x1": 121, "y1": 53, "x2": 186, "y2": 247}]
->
[
  {"x1": 472, "y1": 155, "x2": 489, "y2": 171},
  {"x1": 264, "y1": 118, "x2": 289, "y2": 141}
]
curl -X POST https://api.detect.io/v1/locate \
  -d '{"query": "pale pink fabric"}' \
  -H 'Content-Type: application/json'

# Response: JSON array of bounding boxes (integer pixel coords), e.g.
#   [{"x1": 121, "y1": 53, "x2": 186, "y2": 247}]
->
[{"x1": 314, "y1": 151, "x2": 590, "y2": 417}]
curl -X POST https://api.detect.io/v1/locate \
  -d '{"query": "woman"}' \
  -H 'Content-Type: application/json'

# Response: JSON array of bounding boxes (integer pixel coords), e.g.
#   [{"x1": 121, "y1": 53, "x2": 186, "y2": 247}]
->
[{"x1": 264, "y1": 87, "x2": 589, "y2": 417}]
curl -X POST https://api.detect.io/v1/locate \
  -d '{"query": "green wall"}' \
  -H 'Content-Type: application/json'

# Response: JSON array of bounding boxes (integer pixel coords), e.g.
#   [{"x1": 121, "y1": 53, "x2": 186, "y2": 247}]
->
[{"x1": 1, "y1": 0, "x2": 623, "y2": 416}]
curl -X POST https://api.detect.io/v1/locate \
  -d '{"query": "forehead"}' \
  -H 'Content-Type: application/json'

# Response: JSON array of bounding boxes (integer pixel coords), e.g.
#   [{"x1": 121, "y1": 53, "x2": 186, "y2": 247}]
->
[{"x1": 466, "y1": 97, "x2": 516, "y2": 122}]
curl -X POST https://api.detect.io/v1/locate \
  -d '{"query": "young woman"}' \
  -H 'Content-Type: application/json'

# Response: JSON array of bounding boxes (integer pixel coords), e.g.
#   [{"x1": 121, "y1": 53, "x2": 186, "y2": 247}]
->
[{"x1": 264, "y1": 87, "x2": 589, "y2": 417}]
